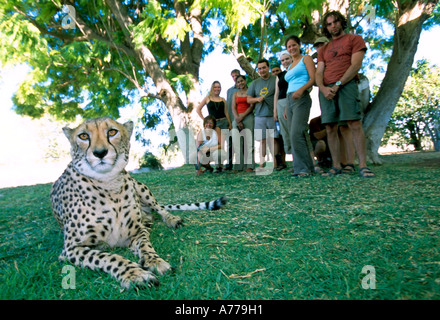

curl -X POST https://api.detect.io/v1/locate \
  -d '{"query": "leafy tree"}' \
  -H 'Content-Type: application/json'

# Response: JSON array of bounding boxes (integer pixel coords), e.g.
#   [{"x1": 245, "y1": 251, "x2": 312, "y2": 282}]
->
[
  {"x1": 0, "y1": 0, "x2": 262, "y2": 158},
  {"x1": 384, "y1": 60, "x2": 440, "y2": 151},
  {"x1": 361, "y1": 0, "x2": 439, "y2": 162},
  {"x1": 139, "y1": 151, "x2": 164, "y2": 170}
]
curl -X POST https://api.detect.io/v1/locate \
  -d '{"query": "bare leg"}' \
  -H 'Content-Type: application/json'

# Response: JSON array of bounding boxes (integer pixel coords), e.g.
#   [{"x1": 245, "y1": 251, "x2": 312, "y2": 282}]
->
[
  {"x1": 325, "y1": 123, "x2": 342, "y2": 171},
  {"x1": 258, "y1": 139, "x2": 267, "y2": 168},
  {"x1": 347, "y1": 120, "x2": 374, "y2": 177},
  {"x1": 339, "y1": 125, "x2": 355, "y2": 165}
]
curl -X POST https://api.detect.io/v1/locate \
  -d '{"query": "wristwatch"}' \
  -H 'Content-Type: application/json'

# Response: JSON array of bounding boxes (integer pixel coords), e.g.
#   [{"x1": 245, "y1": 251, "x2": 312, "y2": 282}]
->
[{"x1": 335, "y1": 80, "x2": 342, "y2": 86}]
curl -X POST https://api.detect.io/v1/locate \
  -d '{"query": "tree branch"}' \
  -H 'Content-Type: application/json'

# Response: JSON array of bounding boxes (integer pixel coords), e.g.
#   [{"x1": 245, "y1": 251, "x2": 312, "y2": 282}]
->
[{"x1": 104, "y1": 0, "x2": 133, "y2": 40}]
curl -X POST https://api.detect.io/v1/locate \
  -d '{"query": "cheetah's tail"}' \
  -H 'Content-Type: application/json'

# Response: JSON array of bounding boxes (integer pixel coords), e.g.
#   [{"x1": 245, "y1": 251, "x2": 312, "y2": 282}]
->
[{"x1": 162, "y1": 196, "x2": 228, "y2": 211}]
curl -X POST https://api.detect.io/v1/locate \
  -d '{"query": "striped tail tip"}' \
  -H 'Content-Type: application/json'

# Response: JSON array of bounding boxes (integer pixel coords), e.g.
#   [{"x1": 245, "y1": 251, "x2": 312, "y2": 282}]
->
[{"x1": 210, "y1": 196, "x2": 228, "y2": 210}]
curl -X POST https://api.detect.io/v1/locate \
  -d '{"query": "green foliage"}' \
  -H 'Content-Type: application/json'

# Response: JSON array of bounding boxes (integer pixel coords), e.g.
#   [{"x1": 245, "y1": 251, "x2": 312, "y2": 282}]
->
[
  {"x1": 138, "y1": 151, "x2": 164, "y2": 170},
  {"x1": 1, "y1": 152, "x2": 440, "y2": 299},
  {"x1": 384, "y1": 60, "x2": 440, "y2": 150},
  {"x1": 132, "y1": 0, "x2": 190, "y2": 47},
  {"x1": 0, "y1": 0, "x2": 137, "y2": 121}
]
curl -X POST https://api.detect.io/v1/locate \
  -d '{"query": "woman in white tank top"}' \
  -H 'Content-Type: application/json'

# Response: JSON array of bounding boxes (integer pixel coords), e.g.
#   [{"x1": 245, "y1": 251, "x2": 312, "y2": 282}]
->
[{"x1": 196, "y1": 115, "x2": 222, "y2": 176}]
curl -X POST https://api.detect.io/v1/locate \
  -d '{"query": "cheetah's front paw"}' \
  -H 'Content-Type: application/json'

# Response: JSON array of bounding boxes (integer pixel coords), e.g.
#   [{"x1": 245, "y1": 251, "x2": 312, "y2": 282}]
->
[
  {"x1": 120, "y1": 268, "x2": 159, "y2": 289},
  {"x1": 164, "y1": 215, "x2": 183, "y2": 229},
  {"x1": 140, "y1": 257, "x2": 171, "y2": 275}
]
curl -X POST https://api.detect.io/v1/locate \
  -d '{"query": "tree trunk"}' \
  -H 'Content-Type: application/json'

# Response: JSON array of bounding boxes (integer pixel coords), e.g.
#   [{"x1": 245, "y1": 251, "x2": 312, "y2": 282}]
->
[
  {"x1": 231, "y1": 34, "x2": 259, "y2": 80},
  {"x1": 425, "y1": 121, "x2": 440, "y2": 151},
  {"x1": 363, "y1": 0, "x2": 438, "y2": 164},
  {"x1": 105, "y1": 0, "x2": 204, "y2": 163}
]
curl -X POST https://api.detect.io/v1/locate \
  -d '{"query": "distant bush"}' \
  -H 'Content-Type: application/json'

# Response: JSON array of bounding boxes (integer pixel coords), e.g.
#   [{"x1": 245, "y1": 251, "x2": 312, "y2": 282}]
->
[{"x1": 139, "y1": 151, "x2": 163, "y2": 170}]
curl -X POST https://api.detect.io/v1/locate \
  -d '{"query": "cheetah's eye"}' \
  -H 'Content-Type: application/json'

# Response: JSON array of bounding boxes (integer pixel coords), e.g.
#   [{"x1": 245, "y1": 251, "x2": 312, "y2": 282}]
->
[
  {"x1": 108, "y1": 129, "x2": 118, "y2": 137},
  {"x1": 78, "y1": 133, "x2": 89, "y2": 140}
]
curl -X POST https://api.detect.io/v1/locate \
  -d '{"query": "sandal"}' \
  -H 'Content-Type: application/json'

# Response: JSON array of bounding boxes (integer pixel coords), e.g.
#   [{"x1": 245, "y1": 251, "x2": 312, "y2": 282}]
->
[
  {"x1": 359, "y1": 167, "x2": 375, "y2": 178},
  {"x1": 314, "y1": 166, "x2": 324, "y2": 174},
  {"x1": 292, "y1": 172, "x2": 311, "y2": 177},
  {"x1": 275, "y1": 163, "x2": 287, "y2": 171},
  {"x1": 342, "y1": 163, "x2": 355, "y2": 174},
  {"x1": 321, "y1": 167, "x2": 342, "y2": 177}
]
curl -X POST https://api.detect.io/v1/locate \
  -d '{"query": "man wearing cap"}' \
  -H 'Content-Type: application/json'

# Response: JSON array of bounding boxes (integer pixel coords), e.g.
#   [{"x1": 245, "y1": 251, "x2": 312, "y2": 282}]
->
[
  {"x1": 312, "y1": 37, "x2": 329, "y2": 61},
  {"x1": 315, "y1": 10, "x2": 374, "y2": 178}
]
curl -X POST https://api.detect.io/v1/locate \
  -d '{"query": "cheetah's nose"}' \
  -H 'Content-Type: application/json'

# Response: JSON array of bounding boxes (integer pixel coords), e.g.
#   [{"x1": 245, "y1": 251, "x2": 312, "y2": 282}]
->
[{"x1": 93, "y1": 149, "x2": 108, "y2": 159}]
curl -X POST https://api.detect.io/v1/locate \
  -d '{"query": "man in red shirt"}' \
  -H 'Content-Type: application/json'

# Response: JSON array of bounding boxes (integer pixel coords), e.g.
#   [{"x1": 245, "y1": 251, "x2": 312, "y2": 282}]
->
[{"x1": 316, "y1": 10, "x2": 375, "y2": 178}]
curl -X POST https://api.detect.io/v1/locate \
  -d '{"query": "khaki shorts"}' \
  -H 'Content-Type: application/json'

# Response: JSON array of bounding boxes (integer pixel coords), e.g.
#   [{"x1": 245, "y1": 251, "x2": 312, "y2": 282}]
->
[
  {"x1": 254, "y1": 116, "x2": 280, "y2": 141},
  {"x1": 319, "y1": 80, "x2": 361, "y2": 124}
]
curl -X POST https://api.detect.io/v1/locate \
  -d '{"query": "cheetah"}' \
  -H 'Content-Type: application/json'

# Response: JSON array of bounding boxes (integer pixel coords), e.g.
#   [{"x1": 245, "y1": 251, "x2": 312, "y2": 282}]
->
[{"x1": 51, "y1": 117, "x2": 227, "y2": 289}]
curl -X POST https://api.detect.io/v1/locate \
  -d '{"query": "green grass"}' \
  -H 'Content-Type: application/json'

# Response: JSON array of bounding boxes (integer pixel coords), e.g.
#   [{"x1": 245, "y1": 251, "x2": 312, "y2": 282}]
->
[{"x1": 1, "y1": 151, "x2": 439, "y2": 300}]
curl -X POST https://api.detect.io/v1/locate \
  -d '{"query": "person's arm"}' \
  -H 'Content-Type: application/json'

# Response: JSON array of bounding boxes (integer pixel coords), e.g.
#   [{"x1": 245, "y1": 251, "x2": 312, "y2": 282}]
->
[
  {"x1": 332, "y1": 50, "x2": 365, "y2": 93},
  {"x1": 240, "y1": 102, "x2": 255, "y2": 119},
  {"x1": 314, "y1": 129, "x2": 327, "y2": 140},
  {"x1": 292, "y1": 55, "x2": 316, "y2": 100},
  {"x1": 246, "y1": 82, "x2": 264, "y2": 104},
  {"x1": 231, "y1": 92, "x2": 239, "y2": 121},
  {"x1": 223, "y1": 98, "x2": 232, "y2": 129},
  {"x1": 316, "y1": 61, "x2": 334, "y2": 100},
  {"x1": 196, "y1": 97, "x2": 208, "y2": 120},
  {"x1": 196, "y1": 130, "x2": 205, "y2": 150},
  {"x1": 247, "y1": 95, "x2": 264, "y2": 104},
  {"x1": 212, "y1": 127, "x2": 222, "y2": 150},
  {"x1": 274, "y1": 76, "x2": 280, "y2": 121}
]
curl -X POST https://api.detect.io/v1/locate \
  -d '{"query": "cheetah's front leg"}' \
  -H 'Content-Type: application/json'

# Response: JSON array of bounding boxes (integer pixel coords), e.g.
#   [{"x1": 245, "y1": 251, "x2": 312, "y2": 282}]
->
[
  {"x1": 63, "y1": 245, "x2": 158, "y2": 289},
  {"x1": 130, "y1": 228, "x2": 171, "y2": 275},
  {"x1": 134, "y1": 180, "x2": 183, "y2": 228}
]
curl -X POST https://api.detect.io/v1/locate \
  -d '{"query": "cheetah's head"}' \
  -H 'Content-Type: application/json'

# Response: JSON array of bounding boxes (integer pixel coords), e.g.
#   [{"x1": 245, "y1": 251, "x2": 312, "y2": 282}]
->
[{"x1": 63, "y1": 117, "x2": 134, "y2": 180}]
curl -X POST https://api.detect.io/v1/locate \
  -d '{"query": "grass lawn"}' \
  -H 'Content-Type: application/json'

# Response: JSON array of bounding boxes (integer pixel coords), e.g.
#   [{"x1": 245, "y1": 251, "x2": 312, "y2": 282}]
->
[{"x1": 0, "y1": 151, "x2": 439, "y2": 300}]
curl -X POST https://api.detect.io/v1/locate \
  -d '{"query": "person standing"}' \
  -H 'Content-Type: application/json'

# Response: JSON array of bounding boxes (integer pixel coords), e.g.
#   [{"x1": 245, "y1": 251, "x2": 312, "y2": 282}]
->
[
  {"x1": 316, "y1": 10, "x2": 375, "y2": 178},
  {"x1": 247, "y1": 59, "x2": 280, "y2": 172},
  {"x1": 231, "y1": 75, "x2": 255, "y2": 172},
  {"x1": 273, "y1": 51, "x2": 293, "y2": 171},
  {"x1": 225, "y1": 69, "x2": 241, "y2": 170},
  {"x1": 284, "y1": 35, "x2": 316, "y2": 177}
]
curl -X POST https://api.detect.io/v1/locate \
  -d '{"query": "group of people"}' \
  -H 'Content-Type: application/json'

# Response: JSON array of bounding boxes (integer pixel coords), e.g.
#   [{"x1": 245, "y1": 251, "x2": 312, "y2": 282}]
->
[{"x1": 194, "y1": 10, "x2": 375, "y2": 178}]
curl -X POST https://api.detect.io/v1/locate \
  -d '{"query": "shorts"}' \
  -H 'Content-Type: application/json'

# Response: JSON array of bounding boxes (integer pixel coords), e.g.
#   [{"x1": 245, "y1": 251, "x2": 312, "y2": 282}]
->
[
  {"x1": 319, "y1": 79, "x2": 361, "y2": 125},
  {"x1": 254, "y1": 116, "x2": 280, "y2": 141},
  {"x1": 216, "y1": 118, "x2": 229, "y2": 130}
]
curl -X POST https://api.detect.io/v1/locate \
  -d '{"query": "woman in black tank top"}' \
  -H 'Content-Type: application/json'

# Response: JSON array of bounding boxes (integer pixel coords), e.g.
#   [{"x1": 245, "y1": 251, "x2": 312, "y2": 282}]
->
[
  {"x1": 196, "y1": 81, "x2": 231, "y2": 125},
  {"x1": 207, "y1": 100, "x2": 227, "y2": 119}
]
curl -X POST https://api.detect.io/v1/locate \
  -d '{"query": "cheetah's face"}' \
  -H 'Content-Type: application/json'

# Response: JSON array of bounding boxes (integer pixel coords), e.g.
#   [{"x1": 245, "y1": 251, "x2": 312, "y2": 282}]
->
[{"x1": 63, "y1": 118, "x2": 134, "y2": 179}]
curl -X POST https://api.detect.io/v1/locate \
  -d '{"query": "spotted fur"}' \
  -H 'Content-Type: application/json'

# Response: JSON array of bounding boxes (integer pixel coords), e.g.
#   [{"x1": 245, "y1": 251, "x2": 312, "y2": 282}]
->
[{"x1": 51, "y1": 117, "x2": 227, "y2": 289}]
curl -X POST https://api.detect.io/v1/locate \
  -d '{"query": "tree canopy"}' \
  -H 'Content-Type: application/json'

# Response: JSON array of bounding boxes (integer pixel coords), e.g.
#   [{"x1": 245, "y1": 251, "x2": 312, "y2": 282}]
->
[{"x1": 384, "y1": 59, "x2": 440, "y2": 151}]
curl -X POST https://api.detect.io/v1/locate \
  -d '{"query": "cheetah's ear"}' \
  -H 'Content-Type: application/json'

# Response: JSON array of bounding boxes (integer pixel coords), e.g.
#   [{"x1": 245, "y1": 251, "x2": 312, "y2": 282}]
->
[
  {"x1": 62, "y1": 127, "x2": 74, "y2": 141},
  {"x1": 123, "y1": 121, "x2": 134, "y2": 138}
]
